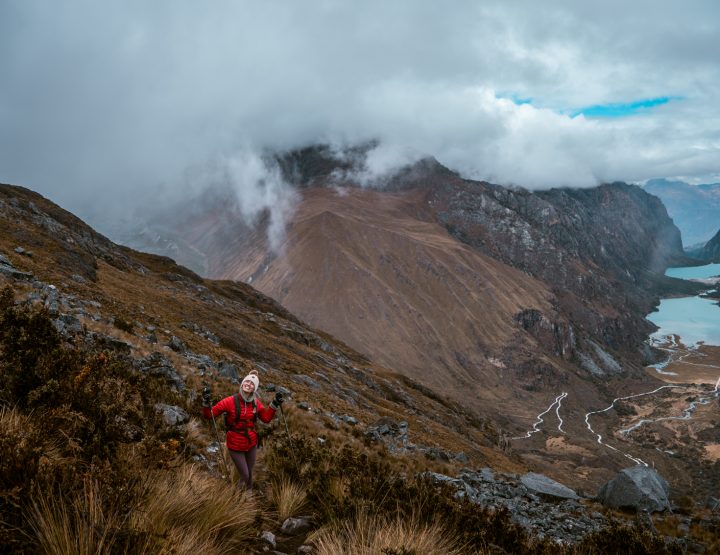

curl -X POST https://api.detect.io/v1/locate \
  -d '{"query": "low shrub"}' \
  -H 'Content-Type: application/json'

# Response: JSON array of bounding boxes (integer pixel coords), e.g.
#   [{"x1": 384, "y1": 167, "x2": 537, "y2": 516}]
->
[{"x1": 571, "y1": 521, "x2": 684, "y2": 554}]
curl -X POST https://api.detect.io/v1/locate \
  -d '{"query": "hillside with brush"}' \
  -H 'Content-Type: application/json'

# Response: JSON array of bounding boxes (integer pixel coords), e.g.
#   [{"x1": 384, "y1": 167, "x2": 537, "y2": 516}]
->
[{"x1": 2, "y1": 183, "x2": 717, "y2": 553}]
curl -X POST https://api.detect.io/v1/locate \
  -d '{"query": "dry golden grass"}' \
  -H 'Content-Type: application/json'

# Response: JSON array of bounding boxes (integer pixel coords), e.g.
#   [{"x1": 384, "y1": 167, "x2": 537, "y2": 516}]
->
[
  {"x1": 268, "y1": 475, "x2": 308, "y2": 521},
  {"x1": 309, "y1": 510, "x2": 464, "y2": 555},
  {"x1": 136, "y1": 464, "x2": 257, "y2": 554},
  {"x1": 28, "y1": 479, "x2": 125, "y2": 555},
  {"x1": 152, "y1": 528, "x2": 221, "y2": 555}
]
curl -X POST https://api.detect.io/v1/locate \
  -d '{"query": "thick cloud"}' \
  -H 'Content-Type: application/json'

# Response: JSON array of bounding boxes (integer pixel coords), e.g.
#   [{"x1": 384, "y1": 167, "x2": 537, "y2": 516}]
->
[{"x1": 1, "y1": 0, "x2": 718, "y2": 232}]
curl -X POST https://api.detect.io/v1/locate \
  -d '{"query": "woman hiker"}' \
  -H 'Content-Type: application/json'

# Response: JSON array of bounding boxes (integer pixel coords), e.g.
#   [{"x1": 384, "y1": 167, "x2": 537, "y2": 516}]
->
[{"x1": 202, "y1": 370, "x2": 284, "y2": 490}]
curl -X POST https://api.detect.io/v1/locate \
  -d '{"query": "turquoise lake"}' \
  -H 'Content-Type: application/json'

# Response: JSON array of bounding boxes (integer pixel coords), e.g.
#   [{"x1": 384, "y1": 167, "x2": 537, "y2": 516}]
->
[
  {"x1": 647, "y1": 263, "x2": 720, "y2": 346},
  {"x1": 665, "y1": 263, "x2": 720, "y2": 280}
]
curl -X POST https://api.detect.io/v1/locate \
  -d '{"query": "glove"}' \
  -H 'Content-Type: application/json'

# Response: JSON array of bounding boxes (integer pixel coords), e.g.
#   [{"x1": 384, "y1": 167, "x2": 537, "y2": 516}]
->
[
  {"x1": 202, "y1": 387, "x2": 212, "y2": 407},
  {"x1": 271, "y1": 391, "x2": 284, "y2": 409}
]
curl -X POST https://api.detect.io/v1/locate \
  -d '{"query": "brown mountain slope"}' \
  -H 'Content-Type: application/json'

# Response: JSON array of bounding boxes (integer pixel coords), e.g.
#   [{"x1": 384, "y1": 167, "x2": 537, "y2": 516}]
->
[
  {"x1": 206, "y1": 186, "x2": 555, "y2": 405},
  {"x1": 0, "y1": 183, "x2": 513, "y2": 470}
]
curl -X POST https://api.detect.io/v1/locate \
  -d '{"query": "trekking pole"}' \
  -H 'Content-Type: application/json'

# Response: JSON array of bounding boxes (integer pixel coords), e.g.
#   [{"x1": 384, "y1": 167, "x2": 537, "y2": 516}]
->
[
  {"x1": 204, "y1": 386, "x2": 231, "y2": 481},
  {"x1": 279, "y1": 405, "x2": 299, "y2": 470}
]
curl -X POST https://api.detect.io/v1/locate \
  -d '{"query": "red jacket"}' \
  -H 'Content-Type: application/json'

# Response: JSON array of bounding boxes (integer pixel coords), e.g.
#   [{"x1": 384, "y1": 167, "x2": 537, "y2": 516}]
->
[{"x1": 203, "y1": 394, "x2": 276, "y2": 451}]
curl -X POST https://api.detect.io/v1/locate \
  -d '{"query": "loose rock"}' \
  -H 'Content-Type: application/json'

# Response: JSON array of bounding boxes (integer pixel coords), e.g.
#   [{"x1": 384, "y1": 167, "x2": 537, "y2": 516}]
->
[
  {"x1": 521, "y1": 472, "x2": 580, "y2": 500},
  {"x1": 260, "y1": 530, "x2": 276, "y2": 549},
  {"x1": 280, "y1": 516, "x2": 312, "y2": 535}
]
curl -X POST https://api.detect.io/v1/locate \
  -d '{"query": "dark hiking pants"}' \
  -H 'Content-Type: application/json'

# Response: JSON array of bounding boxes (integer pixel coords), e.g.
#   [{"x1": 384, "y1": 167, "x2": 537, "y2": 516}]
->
[{"x1": 228, "y1": 445, "x2": 257, "y2": 490}]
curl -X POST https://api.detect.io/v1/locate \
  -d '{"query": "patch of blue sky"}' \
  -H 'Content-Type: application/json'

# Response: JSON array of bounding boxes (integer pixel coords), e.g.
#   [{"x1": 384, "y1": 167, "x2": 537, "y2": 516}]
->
[
  {"x1": 495, "y1": 92, "x2": 682, "y2": 119},
  {"x1": 570, "y1": 96, "x2": 681, "y2": 118}
]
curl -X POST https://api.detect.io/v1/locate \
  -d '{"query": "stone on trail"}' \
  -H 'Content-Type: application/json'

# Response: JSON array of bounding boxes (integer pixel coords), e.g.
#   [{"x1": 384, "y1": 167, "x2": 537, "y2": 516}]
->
[
  {"x1": 280, "y1": 516, "x2": 312, "y2": 535},
  {"x1": 596, "y1": 467, "x2": 670, "y2": 512}
]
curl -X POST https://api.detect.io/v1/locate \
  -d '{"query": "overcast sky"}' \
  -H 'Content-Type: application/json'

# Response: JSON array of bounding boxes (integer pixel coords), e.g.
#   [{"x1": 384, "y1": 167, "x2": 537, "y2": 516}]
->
[{"x1": 1, "y1": 0, "x2": 719, "y2": 231}]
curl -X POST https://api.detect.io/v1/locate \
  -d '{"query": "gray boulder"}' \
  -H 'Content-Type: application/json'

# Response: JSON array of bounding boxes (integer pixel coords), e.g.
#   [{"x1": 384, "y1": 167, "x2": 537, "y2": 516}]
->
[
  {"x1": 154, "y1": 404, "x2": 189, "y2": 427},
  {"x1": 597, "y1": 467, "x2": 670, "y2": 512},
  {"x1": 521, "y1": 473, "x2": 579, "y2": 500},
  {"x1": 341, "y1": 415, "x2": 358, "y2": 425},
  {"x1": 294, "y1": 374, "x2": 321, "y2": 389},
  {"x1": 0, "y1": 253, "x2": 33, "y2": 280},
  {"x1": 218, "y1": 361, "x2": 239, "y2": 381}
]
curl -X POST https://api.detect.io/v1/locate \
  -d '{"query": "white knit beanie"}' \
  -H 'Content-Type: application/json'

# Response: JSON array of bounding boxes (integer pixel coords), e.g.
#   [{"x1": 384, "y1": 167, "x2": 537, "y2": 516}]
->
[{"x1": 241, "y1": 371, "x2": 260, "y2": 393}]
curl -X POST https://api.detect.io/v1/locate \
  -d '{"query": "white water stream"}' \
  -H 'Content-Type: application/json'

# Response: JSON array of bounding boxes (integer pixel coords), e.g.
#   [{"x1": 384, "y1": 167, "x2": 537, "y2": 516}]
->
[
  {"x1": 511, "y1": 392, "x2": 567, "y2": 440},
  {"x1": 513, "y1": 263, "x2": 720, "y2": 465}
]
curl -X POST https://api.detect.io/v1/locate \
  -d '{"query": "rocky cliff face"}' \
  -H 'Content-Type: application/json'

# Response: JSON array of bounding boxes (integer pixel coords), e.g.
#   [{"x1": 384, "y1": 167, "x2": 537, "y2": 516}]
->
[
  {"x1": 425, "y1": 177, "x2": 693, "y2": 362},
  {"x1": 693, "y1": 228, "x2": 720, "y2": 262}
]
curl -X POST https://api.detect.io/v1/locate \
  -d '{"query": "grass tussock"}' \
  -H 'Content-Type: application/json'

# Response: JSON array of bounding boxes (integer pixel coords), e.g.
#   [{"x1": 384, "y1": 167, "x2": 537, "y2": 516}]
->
[
  {"x1": 137, "y1": 465, "x2": 258, "y2": 554},
  {"x1": 310, "y1": 510, "x2": 464, "y2": 555},
  {"x1": 28, "y1": 479, "x2": 127, "y2": 555},
  {"x1": 269, "y1": 475, "x2": 308, "y2": 521}
]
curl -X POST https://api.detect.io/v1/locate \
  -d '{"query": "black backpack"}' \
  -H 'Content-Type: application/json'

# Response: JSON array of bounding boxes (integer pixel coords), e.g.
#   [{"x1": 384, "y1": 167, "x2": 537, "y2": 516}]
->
[{"x1": 225, "y1": 394, "x2": 258, "y2": 442}]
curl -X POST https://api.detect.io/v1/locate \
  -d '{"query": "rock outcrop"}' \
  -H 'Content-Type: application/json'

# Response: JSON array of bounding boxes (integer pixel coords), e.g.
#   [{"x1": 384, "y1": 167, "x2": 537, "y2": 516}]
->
[{"x1": 424, "y1": 468, "x2": 603, "y2": 543}]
